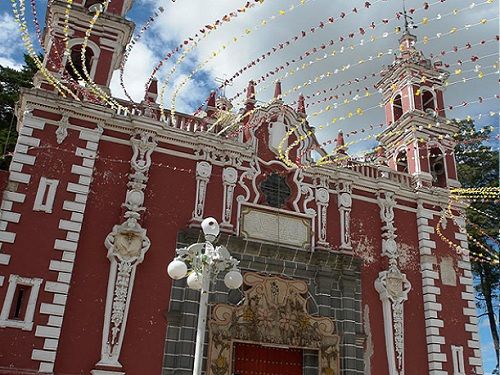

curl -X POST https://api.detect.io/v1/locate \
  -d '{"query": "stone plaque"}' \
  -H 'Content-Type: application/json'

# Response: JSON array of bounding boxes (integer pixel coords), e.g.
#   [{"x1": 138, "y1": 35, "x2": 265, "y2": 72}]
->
[
  {"x1": 440, "y1": 257, "x2": 457, "y2": 286},
  {"x1": 240, "y1": 205, "x2": 311, "y2": 249}
]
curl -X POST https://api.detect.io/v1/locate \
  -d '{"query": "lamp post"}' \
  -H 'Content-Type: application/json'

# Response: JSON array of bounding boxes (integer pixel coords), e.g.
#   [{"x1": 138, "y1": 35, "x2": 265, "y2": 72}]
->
[{"x1": 167, "y1": 217, "x2": 243, "y2": 375}]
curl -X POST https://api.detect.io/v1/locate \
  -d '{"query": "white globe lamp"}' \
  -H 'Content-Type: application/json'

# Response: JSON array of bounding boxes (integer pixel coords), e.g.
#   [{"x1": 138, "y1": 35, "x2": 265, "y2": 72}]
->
[
  {"x1": 187, "y1": 272, "x2": 203, "y2": 290},
  {"x1": 224, "y1": 270, "x2": 243, "y2": 290},
  {"x1": 201, "y1": 217, "x2": 220, "y2": 242},
  {"x1": 167, "y1": 259, "x2": 187, "y2": 280}
]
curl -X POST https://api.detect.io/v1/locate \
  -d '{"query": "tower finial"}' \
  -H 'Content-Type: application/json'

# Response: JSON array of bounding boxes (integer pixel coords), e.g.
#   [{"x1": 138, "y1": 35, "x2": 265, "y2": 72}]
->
[
  {"x1": 403, "y1": 0, "x2": 409, "y2": 33},
  {"x1": 402, "y1": 0, "x2": 417, "y2": 34}
]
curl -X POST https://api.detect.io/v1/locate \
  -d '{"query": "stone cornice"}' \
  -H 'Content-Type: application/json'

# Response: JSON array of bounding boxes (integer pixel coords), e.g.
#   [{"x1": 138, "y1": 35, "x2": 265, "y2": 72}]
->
[{"x1": 19, "y1": 88, "x2": 459, "y2": 210}]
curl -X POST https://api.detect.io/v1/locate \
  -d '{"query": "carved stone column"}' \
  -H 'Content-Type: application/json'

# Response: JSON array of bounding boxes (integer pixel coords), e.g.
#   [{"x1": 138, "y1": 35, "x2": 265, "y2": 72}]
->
[
  {"x1": 221, "y1": 167, "x2": 237, "y2": 231},
  {"x1": 93, "y1": 131, "x2": 157, "y2": 373},
  {"x1": 375, "y1": 191, "x2": 411, "y2": 375},
  {"x1": 315, "y1": 187, "x2": 330, "y2": 249},
  {"x1": 337, "y1": 182, "x2": 352, "y2": 251},
  {"x1": 192, "y1": 161, "x2": 212, "y2": 222}
]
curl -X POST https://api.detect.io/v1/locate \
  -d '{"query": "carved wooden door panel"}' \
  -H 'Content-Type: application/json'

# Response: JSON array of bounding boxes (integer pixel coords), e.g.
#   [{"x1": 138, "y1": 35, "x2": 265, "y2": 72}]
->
[{"x1": 233, "y1": 342, "x2": 303, "y2": 375}]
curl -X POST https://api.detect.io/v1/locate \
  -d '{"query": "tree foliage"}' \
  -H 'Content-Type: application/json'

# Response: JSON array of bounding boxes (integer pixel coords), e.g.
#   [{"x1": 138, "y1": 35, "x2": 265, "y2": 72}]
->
[
  {"x1": 0, "y1": 54, "x2": 39, "y2": 169},
  {"x1": 455, "y1": 119, "x2": 500, "y2": 372}
]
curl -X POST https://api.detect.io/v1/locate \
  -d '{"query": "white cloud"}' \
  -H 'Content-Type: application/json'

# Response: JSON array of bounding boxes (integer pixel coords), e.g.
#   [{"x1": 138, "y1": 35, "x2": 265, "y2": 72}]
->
[
  {"x1": 120, "y1": 0, "x2": 498, "y2": 153},
  {"x1": 0, "y1": 12, "x2": 23, "y2": 68},
  {"x1": 0, "y1": 56, "x2": 22, "y2": 70}
]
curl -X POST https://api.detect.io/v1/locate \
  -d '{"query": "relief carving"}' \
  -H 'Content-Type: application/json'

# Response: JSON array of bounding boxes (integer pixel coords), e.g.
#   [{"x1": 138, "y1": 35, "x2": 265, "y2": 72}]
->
[
  {"x1": 56, "y1": 112, "x2": 70, "y2": 144},
  {"x1": 338, "y1": 182, "x2": 353, "y2": 251},
  {"x1": 95, "y1": 131, "x2": 156, "y2": 371},
  {"x1": 376, "y1": 190, "x2": 412, "y2": 375},
  {"x1": 315, "y1": 187, "x2": 330, "y2": 248},
  {"x1": 192, "y1": 161, "x2": 212, "y2": 221},
  {"x1": 208, "y1": 273, "x2": 340, "y2": 375},
  {"x1": 221, "y1": 167, "x2": 238, "y2": 229}
]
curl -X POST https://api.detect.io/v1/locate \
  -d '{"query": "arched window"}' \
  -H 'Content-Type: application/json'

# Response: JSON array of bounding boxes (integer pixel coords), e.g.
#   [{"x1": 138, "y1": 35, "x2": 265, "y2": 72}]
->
[
  {"x1": 65, "y1": 45, "x2": 94, "y2": 82},
  {"x1": 396, "y1": 149, "x2": 408, "y2": 173},
  {"x1": 429, "y1": 146, "x2": 446, "y2": 187},
  {"x1": 393, "y1": 94, "x2": 403, "y2": 122},
  {"x1": 422, "y1": 89, "x2": 436, "y2": 114}
]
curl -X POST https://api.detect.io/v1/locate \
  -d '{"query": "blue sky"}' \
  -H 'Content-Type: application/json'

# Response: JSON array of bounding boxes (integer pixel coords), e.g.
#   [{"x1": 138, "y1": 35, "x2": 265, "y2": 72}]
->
[{"x1": 0, "y1": 0, "x2": 498, "y2": 372}]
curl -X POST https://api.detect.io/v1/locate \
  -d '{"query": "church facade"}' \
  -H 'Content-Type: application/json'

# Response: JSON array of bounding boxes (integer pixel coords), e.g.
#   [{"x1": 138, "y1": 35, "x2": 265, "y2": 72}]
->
[{"x1": 0, "y1": 0, "x2": 484, "y2": 374}]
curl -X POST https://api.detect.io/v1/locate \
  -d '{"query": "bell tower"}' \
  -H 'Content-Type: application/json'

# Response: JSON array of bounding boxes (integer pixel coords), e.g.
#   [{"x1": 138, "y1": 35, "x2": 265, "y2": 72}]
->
[
  {"x1": 376, "y1": 28, "x2": 460, "y2": 188},
  {"x1": 39, "y1": 0, "x2": 134, "y2": 94}
]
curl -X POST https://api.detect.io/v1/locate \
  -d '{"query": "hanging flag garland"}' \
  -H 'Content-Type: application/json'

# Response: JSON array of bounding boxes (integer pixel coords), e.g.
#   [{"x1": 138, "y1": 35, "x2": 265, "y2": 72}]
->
[{"x1": 165, "y1": 0, "x2": 315, "y2": 124}]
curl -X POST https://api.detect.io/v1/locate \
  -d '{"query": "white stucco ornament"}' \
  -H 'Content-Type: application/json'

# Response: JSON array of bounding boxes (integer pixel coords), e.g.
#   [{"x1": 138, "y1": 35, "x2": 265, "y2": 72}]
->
[
  {"x1": 197, "y1": 161, "x2": 212, "y2": 178},
  {"x1": 339, "y1": 192, "x2": 352, "y2": 208},
  {"x1": 316, "y1": 188, "x2": 330, "y2": 204},
  {"x1": 222, "y1": 167, "x2": 238, "y2": 184}
]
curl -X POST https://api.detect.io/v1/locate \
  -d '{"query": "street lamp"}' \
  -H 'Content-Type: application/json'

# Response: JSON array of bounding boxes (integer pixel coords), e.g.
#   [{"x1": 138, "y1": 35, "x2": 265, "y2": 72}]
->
[{"x1": 167, "y1": 217, "x2": 243, "y2": 375}]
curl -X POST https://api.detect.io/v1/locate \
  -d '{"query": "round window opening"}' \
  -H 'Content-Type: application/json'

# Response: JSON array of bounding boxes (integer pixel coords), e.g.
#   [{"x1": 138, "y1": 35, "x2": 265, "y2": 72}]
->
[{"x1": 259, "y1": 173, "x2": 291, "y2": 209}]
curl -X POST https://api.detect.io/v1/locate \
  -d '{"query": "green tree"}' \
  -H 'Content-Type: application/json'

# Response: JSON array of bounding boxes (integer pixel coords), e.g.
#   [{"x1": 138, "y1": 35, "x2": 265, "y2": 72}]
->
[
  {"x1": 0, "y1": 54, "x2": 39, "y2": 170},
  {"x1": 455, "y1": 119, "x2": 500, "y2": 372}
]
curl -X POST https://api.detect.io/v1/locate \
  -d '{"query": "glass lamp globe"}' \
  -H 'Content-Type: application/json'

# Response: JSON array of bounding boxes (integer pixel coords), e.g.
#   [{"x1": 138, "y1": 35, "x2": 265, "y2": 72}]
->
[
  {"x1": 167, "y1": 259, "x2": 187, "y2": 280},
  {"x1": 201, "y1": 217, "x2": 220, "y2": 242},
  {"x1": 224, "y1": 270, "x2": 243, "y2": 289},
  {"x1": 187, "y1": 272, "x2": 203, "y2": 290}
]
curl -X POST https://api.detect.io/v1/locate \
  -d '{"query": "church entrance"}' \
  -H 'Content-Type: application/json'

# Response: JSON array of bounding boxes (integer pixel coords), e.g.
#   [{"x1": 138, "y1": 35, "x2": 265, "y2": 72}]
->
[
  {"x1": 207, "y1": 273, "x2": 339, "y2": 375},
  {"x1": 233, "y1": 342, "x2": 303, "y2": 375}
]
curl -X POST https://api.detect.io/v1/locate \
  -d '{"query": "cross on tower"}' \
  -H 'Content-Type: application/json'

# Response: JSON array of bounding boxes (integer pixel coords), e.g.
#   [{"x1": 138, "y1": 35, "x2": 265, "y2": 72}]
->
[
  {"x1": 402, "y1": 0, "x2": 418, "y2": 33},
  {"x1": 215, "y1": 76, "x2": 233, "y2": 97}
]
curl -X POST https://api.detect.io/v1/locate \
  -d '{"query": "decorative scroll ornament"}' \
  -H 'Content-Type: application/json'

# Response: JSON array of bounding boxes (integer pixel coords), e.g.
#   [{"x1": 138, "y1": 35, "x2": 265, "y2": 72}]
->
[
  {"x1": 95, "y1": 131, "x2": 156, "y2": 371},
  {"x1": 315, "y1": 186, "x2": 330, "y2": 248},
  {"x1": 337, "y1": 181, "x2": 353, "y2": 250},
  {"x1": 207, "y1": 273, "x2": 340, "y2": 375},
  {"x1": 221, "y1": 167, "x2": 238, "y2": 229},
  {"x1": 192, "y1": 161, "x2": 212, "y2": 222},
  {"x1": 375, "y1": 265, "x2": 411, "y2": 374},
  {"x1": 55, "y1": 112, "x2": 70, "y2": 144},
  {"x1": 376, "y1": 191, "x2": 411, "y2": 375},
  {"x1": 377, "y1": 191, "x2": 397, "y2": 260}
]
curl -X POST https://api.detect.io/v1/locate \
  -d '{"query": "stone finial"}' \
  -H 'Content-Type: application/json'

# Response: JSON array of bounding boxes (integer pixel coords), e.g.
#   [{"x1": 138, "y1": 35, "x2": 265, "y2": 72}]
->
[
  {"x1": 273, "y1": 80, "x2": 282, "y2": 100},
  {"x1": 246, "y1": 80, "x2": 256, "y2": 100},
  {"x1": 206, "y1": 91, "x2": 217, "y2": 117},
  {"x1": 297, "y1": 93, "x2": 306, "y2": 115},
  {"x1": 145, "y1": 78, "x2": 158, "y2": 103},
  {"x1": 245, "y1": 80, "x2": 256, "y2": 111},
  {"x1": 336, "y1": 130, "x2": 347, "y2": 154}
]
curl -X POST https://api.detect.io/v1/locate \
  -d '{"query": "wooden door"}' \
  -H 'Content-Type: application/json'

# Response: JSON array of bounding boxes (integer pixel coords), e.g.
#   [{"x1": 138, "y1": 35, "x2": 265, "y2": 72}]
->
[{"x1": 233, "y1": 342, "x2": 303, "y2": 375}]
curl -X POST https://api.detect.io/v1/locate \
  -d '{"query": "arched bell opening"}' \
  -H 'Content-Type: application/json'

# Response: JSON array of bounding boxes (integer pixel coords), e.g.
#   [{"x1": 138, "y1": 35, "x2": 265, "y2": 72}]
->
[
  {"x1": 422, "y1": 89, "x2": 437, "y2": 115},
  {"x1": 396, "y1": 149, "x2": 408, "y2": 173},
  {"x1": 429, "y1": 146, "x2": 447, "y2": 187},
  {"x1": 64, "y1": 45, "x2": 94, "y2": 83},
  {"x1": 393, "y1": 94, "x2": 403, "y2": 122}
]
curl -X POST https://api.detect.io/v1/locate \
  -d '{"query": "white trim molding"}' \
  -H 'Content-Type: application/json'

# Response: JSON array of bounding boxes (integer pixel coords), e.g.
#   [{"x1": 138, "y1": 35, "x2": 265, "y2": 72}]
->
[
  {"x1": 0, "y1": 112, "x2": 45, "y2": 266},
  {"x1": 33, "y1": 177, "x2": 60, "y2": 213},
  {"x1": 0, "y1": 274, "x2": 43, "y2": 330},
  {"x1": 32, "y1": 125, "x2": 103, "y2": 374},
  {"x1": 375, "y1": 191, "x2": 411, "y2": 375},
  {"x1": 191, "y1": 161, "x2": 212, "y2": 223},
  {"x1": 315, "y1": 186, "x2": 330, "y2": 249},
  {"x1": 416, "y1": 203, "x2": 447, "y2": 374},
  {"x1": 451, "y1": 345, "x2": 465, "y2": 375},
  {"x1": 220, "y1": 167, "x2": 237, "y2": 230},
  {"x1": 95, "y1": 131, "x2": 156, "y2": 371},
  {"x1": 337, "y1": 181, "x2": 352, "y2": 251}
]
